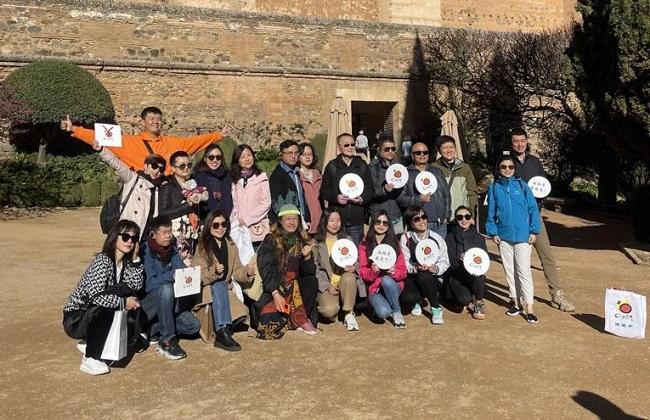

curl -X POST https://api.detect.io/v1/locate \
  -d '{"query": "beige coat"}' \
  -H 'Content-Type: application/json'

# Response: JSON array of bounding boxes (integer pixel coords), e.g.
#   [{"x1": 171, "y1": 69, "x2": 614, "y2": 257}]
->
[
  {"x1": 99, "y1": 148, "x2": 158, "y2": 236},
  {"x1": 192, "y1": 239, "x2": 251, "y2": 342}
]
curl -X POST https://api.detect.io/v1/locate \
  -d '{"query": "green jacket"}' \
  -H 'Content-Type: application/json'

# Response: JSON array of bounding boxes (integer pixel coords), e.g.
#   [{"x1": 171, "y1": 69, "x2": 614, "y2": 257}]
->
[{"x1": 432, "y1": 158, "x2": 478, "y2": 215}]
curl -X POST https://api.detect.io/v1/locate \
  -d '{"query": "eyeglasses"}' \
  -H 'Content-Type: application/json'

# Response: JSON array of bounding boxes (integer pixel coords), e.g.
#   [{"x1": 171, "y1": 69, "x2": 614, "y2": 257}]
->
[
  {"x1": 456, "y1": 214, "x2": 472, "y2": 221},
  {"x1": 174, "y1": 163, "x2": 193, "y2": 170},
  {"x1": 207, "y1": 154, "x2": 223, "y2": 162},
  {"x1": 150, "y1": 162, "x2": 165, "y2": 171},
  {"x1": 375, "y1": 220, "x2": 390, "y2": 227},
  {"x1": 211, "y1": 221, "x2": 229, "y2": 229},
  {"x1": 119, "y1": 233, "x2": 138, "y2": 243},
  {"x1": 341, "y1": 143, "x2": 355, "y2": 148},
  {"x1": 383, "y1": 147, "x2": 397, "y2": 152},
  {"x1": 413, "y1": 151, "x2": 429, "y2": 156},
  {"x1": 500, "y1": 164, "x2": 515, "y2": 170},
  {"x1": 412, "y1": 214, "x2": 428, "y2": 223}
]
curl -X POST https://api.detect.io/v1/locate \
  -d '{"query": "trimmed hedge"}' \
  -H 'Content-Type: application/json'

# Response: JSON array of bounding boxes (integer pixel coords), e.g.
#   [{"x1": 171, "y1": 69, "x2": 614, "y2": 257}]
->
[{"x1": 0, "y1": 153, "x2": 118, "y2": 207}]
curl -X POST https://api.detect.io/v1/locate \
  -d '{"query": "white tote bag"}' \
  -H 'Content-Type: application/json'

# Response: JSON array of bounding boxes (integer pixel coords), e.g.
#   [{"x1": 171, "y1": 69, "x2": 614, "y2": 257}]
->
[
  {"x1": 101, "y1": 305, "x2": 128, "y2": 361},
  {"x1": 604, "y1": 288, "x2": 647, "y2": 339},
  {"x1": 174, "y1": 266, "x2": 201, "y2": 298},
  {"x1": 230, "y1": 221, "x2": 255, "y2": 265}
]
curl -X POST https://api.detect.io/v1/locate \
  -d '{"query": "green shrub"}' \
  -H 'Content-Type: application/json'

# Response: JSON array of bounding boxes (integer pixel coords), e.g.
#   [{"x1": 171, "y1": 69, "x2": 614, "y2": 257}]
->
[
  {"x1": 100, "y1": 178, "x2": 121, "y2": 203},
  {"x1": 310, "y1": 132, "x2": 328, "y2": 170},
  {"x1": 256, "y1": 147, "x2": 279, "y2": 174},
  {"x1": 218, "y1": 137, "x2": 238, "y2": 166},
  {"x1": 82, "y1": 181, "x2": 102, "y2": 206}
]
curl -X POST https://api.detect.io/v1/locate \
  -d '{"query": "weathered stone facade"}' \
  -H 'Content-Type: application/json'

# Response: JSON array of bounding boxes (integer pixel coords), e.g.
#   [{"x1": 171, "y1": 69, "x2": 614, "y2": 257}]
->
[{"x1": 0, "y1": 0, "x2": 576, "y2": 149}]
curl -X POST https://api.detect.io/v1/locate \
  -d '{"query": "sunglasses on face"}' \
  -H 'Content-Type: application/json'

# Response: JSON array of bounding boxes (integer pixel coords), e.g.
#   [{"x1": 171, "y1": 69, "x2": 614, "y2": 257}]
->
[
  {"x1": 119, "y1": 233, "x2": 138, "y2": 243},
  {"x1": 412, "y1": 214, "x2": 428, "y2": 223},
  {"x1": 383, "y1": 147, "x2": 397, "y2": 152},
  {"x1": 375, "y1": 220, "x2": 390, "y2": 227},
  {"x1": 211, "y1": 221, "x2": 229, "y2": 229},
  {"x1": 341, "y1": 143, "x2": 355, "y2": 148},
  {"x1": 207, "y1": 154, "x2": 223, "y2": 162},
  {"x1": 174, "y1": 162, "x2": 193, "y2": 170},
  {"x1": 456, "y1": 214, "x2": 472, "y2": 221},
  {"x1": 413, "y1": 151, "x2": 429, "y2": 156},
  {"x1": 500, "y1": 164, "x2": 515, "y2": 170},
  {"x1": 150, "y1": 162, "x2": 165, "y2": 171}
]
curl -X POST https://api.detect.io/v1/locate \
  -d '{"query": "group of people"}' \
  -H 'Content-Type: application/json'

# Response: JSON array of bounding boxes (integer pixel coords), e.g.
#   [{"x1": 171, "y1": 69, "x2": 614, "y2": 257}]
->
[{"x1": 62, "y1": 107, "x2": 575, "y2": 376}]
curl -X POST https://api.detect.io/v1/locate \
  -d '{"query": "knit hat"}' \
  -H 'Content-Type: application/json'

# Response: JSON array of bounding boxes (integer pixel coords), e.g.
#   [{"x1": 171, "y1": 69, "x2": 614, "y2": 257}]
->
[{"x1": 277, "y1": 204, "x2": 301, "y2": 218}]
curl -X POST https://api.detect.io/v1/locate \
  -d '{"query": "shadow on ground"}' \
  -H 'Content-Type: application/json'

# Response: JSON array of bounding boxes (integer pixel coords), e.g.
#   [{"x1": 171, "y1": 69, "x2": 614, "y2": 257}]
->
[{"x1": 572, "y1": 391, "x2": 648, "y2": 420}]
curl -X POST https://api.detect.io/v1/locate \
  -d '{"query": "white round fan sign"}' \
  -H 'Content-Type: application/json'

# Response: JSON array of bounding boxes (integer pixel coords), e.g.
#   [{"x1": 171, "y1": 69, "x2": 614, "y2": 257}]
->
[
  {"x1": 463, "y1": 247, "x2": 490, "y2": 276},
  {"x1": 339, "y1": 173, "x2": 364, "y2": 199},
  {"x1": 330, "y1": 238, "x2": 358, "y2": 269},
  {"x1": 370, "y1": 244, "x2": 397, "y2": 270},
  {"x1": 528, "y1": 176, "x2": 552, "y2": 199},
  {"x1": 385, "y1": 164, "x2": 409, "y2": 189},
  {"x1": 415, "y1": 171, "x2": 438, "y2": 195},
  {"x1": 415, "y1": 238, "x2": 440, "y2": 266}
]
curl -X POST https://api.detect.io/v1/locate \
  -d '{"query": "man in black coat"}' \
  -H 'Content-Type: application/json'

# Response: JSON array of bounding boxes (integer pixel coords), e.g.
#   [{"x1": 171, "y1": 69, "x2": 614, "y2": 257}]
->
[
  {"x1": 320, "y1": 133, "x2": 374, "y2": 246},
  {"x1": 268, "y1": 140, "x2": 311, "y2": 226}
]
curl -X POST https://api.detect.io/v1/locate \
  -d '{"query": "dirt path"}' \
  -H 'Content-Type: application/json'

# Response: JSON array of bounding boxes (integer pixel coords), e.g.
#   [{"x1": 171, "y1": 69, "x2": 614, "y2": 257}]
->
[{"x1": 1, "y1": 209, "x2": 648, "y2": 419}]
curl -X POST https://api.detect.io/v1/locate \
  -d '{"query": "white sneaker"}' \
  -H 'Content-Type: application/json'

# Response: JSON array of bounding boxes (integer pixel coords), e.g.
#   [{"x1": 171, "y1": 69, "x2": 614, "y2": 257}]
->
[
  {"x1": 80, "y1": 356, "x2": 109, "y2": 376},
  {"x1": 76, "y1": 341, "x2": 87, "y2": 354},
  {"x1": 411, "y1": 303, "x2": 422, "y2": 317},
  {"x1": 344, "y1": 312, "x2": 359, "y2": 331},
  {"x1": 392, "y1": 311, "x2": 406, "y2": 329},
  {"x1": 431, "y1": 306, "x2": 444, "y2": 325}
]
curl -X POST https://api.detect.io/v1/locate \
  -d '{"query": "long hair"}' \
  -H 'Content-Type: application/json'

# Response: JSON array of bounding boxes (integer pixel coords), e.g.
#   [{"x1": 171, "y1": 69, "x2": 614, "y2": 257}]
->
[
  {"x1": 194, "y1": 143, "x2": 228, "y2": 173},
  {"x1": 363, "y1": 209, "x2": 400, "y2": 257},
  {"x1": 102, "y1": 219, "x2": 141, "y2": 262},
  {"x1": 270, "y1": 215, "x2": 311, "y2": 265},
  {"x1": 231, "y1": 144, "x2": 261, "y2": 183},
  {"x1": 198, "y1": 210, "x2": 231, "y2": 266},
  {"x1": 314, "y1": 208, "x2": 347, "y2": 243}
]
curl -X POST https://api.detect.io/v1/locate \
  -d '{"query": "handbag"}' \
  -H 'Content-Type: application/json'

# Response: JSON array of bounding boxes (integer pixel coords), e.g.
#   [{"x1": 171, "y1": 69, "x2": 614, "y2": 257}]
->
[
  {"x1": 604, "y1": 288, "x2": 646, "y2": 339},
  {"x1": 99, "y1": 177, "x2": 139, "y2": 234},
  {"x1": 101, "y1": 300, "x2": 128, "y2": 361},
  {"x1": 248, "y1": 218, "x2": 271, "y2": 243}
]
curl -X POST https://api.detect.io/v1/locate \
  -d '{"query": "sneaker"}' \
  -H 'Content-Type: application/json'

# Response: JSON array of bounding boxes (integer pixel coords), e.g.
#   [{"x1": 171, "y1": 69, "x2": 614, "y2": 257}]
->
[
  {"x1": 149, "y1": 332, "x2": 161, "y2": 345},
  {"x1": 506, "y1": 306, "x2": 521, "y2": 316},
  {"x1": 550, "y1": 291, "x2": 575, "y2": 312},
  {"x1": 157, "y1": 337, "x2": 187, "y2": 360},
  {"x1": 411, "y1": 303, "x2": 422, "y2": 317},
  {"x1": 392, "y1": 311, "x2": 406, "y2": 329},
  {"x1": 76, "y1": 340, "x2": 87, "y2": 354},
  {"x1": 526, "y1": 313, "x2": 539, "y2": 324},
  {"x1": 297, "y1": 320, "x2": 317, "y2": 336},
  {"x1": 344, "y1": 312, "x2": 359, "y2": 331},
  {"x1": 214, "y1": 327, "x2": 241, "y2": 352},
  {"x1": 431, "y1": 306, "x2": 444, "y2": 325},
  {"x1": 472, "y1": 302, "x2": 486, "y2": 320},
  {"x1": 79, "y1": 356, "x2": 109, "y2": 376}
]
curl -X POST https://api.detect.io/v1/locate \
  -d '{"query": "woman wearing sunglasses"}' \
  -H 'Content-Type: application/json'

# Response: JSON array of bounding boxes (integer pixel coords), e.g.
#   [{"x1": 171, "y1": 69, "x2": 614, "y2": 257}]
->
[
  {"x1": 192, "y1": 211, "x2": 254, "y2": 351},
  {"x1": 486, "y1": 154, "x2": 541, "y2": 323},
  {"x1": 399, "y1": 205, "x2": 450, "y2": 325},
  {"x1": 359, "y1": 210, "x2": 408, "y2": 328},
  {"x1": 369, "y1": 136, "x2": 406, "y2": 234},
  {"x1": 93, "y1": 141, "x2": 167, "y2": 238},
  {"x1": 193, "y1": 144, "x2": 233, "y2": 220},
  {"x1": 63, "y1": 220, "x2": 144, "y2": 375},
  {"x1": 444, "y1": 206, "x2": 487, "y2": 320}
]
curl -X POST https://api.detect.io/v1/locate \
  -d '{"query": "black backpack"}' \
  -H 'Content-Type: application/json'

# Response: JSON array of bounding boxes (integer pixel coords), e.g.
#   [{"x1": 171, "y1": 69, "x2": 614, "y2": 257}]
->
[{"x1": 99, "y1": 178, "x2": 139, "y2": 234}]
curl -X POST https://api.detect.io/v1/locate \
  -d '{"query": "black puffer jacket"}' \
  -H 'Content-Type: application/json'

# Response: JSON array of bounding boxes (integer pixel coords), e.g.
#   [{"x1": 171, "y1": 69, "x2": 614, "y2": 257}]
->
[{"x1": 445, "y1": 223, "x2": 487, "y2": 271}]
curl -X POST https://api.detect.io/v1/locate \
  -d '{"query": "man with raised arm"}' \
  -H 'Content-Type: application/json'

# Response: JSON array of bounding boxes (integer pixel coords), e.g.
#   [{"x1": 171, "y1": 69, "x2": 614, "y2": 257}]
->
[{"x1": 60, "y1": 106, "x2": 229, "y2": 174}]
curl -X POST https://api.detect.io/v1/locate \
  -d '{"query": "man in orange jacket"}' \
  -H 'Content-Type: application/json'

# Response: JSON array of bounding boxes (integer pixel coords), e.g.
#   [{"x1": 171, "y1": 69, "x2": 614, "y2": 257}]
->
[{"x1": 60, "y1": 106, "x2": 230, "y2": 175}]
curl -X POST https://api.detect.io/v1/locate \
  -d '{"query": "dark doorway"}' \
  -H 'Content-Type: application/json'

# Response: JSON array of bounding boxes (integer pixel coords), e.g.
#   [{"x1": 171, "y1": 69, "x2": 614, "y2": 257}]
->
[{"x1": 352, "y1": 101, "x2": 397, "y2": 156}]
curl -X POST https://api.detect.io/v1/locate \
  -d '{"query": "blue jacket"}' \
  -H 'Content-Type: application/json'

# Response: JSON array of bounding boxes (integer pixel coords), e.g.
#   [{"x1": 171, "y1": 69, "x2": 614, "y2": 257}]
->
[
  {"x1": 141, "y1": 242, "x2": 185, "y2": 294},
  {"x1": 486, "y1": 176, "x2": 540, "y2": 243}
]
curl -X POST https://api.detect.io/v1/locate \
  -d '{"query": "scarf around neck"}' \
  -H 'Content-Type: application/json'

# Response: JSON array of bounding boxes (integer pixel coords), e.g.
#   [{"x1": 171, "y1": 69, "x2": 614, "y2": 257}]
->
[{"x1": 148, "y1": 236, "x2": 173, "y2": 263}]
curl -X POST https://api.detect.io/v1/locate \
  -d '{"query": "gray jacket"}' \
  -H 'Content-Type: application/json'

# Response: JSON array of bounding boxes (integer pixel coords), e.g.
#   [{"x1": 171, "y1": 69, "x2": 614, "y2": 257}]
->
[
  {"x1": 368, "y1": 158, "x2": 404, "y2": 222},
  {"x1": 397, "y1": 163, "x2": 451, "y2": 223}
]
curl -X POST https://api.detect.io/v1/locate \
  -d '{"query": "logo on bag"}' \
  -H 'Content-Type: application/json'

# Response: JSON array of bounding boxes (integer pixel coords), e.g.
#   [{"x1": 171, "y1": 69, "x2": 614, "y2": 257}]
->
[
  {"x1": 617, "y1": 300, "x2": 632, "y2": 314},
  {"x1": 185, "y1": 276, "x2": 192, "y2": 285}
]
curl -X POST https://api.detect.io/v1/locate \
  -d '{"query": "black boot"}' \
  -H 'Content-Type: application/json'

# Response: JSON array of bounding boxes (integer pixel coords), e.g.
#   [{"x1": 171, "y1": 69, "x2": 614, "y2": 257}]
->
[{"x1": 214, "y1": 327, "x2": 241, "y2": 352}]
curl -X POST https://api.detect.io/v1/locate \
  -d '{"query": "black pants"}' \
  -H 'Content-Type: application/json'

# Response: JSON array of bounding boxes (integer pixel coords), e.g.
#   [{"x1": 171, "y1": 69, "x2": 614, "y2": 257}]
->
[
  {"x1": 64, "y1": 306, "x2": 115, "y2": 359},
  {"x1": 400, "y1": 272, "x2": 443, "y2": 309},
  {"x1": 445, "y1": 269, "x2": 486, "y2": 306},
  {"x1": 297, "y1": 274, "x2": 319, "y2": 326}
]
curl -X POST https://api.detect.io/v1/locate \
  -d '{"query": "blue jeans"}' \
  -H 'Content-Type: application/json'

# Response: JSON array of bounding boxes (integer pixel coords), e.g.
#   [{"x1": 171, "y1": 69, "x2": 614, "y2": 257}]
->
[
  {"x1": 346, "y1": 224, "x2": 364, "y2": 247},
  {"x1": 368, "y1": 276, "x2": 402, "y2": 319},
  {"x1": 427, "y1": 221, "x2": 447, "y2": 238},
  {"x1": 141, "y1": 283, "x2": 200, "y2": 341},
  {"x1": 211, "y1": 281, "x2": 232, "y2": 329}
]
